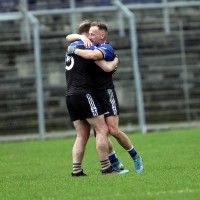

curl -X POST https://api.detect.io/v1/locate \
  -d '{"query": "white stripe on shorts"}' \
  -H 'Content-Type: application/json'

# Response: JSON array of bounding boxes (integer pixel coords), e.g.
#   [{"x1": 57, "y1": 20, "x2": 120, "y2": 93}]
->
[
  {"x1": 107, "y1": 89, "x2": 117, "y2": 115},
  {"x1": 86, "y1": 94, "x2": 98, "y2": 117}
]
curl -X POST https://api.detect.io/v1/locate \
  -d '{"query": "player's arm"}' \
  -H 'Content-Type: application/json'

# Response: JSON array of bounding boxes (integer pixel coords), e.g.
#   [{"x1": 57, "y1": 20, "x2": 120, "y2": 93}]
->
[
  {"x1": 68, "y1": 45, "x2": 103, "y2": 60},
  {"x1": 66, "y1": 34, "x2": 80, "y2": 42},
  {"x1": 95, "y1": 56, "x2": 119, "y2": 72},
  {"x1": 66, "y1": 34, "x2": 92, "y2": 48},
  {"x1": 76, "y1": 49, "x2": 103, "y2": 60}
]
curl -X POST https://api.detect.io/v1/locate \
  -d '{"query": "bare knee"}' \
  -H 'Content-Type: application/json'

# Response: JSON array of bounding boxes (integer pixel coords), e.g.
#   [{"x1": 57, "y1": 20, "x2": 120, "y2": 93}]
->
[
  {"x1": 108, "y1": 125, "x2": 120, "y2": 138},
  {"x1": 95, "y1": 125, "x2": 109, "y2": 136},
  {"x1": 76, "y1": 134, "x2": 89, "y2": 144}
]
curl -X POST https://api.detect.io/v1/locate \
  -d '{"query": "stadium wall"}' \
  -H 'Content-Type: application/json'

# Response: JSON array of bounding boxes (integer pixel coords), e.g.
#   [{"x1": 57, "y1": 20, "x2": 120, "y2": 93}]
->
[{"x1": 0, "y1": 0, "x2": 200, "y2": 136}]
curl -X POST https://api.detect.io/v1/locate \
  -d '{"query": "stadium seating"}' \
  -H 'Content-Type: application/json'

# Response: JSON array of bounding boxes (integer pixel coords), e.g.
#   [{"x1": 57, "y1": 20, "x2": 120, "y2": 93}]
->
[{"x1": 0, "y1": 0, "x2": 200, "y2": 134}]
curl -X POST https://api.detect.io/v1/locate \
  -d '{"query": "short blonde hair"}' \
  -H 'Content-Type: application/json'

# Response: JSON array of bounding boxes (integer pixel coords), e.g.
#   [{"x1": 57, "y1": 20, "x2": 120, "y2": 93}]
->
[{"x1": 90, "y1": 21, "x2": 108, "y2": 33}]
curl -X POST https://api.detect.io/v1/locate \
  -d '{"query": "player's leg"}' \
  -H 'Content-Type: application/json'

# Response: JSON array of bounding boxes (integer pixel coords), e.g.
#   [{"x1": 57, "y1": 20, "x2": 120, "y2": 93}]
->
[
  {"x1": 78, "y1": 93, "x2": 113, "y2": 173},
  {"x1": 106, "y1": 113, "x2": 144, "y2": 173},
  {"x1": 66, "y1": 96, "x2": 90, "y2": 176},
  {"x1": 86, "y1": 114, "x2": 112, "y2": 173},
  {"x1": 93, "y1": 128, "x2": 124, "y2": 170},
  {"x1": 98, "y1": 88, "x2": 143, "y2": 173},
  {"x1": 108, "y1": 139, "x2": 124, "y2": 171},
  {"x1": 87, "y1": 115, "x2": 129, "y2": 175},
  {"x1": 71, "y1": 119, "x2": 90, "y2": 176},
  {"x1": 106, "y1": 115, "x2": 132, "y2": 149}
]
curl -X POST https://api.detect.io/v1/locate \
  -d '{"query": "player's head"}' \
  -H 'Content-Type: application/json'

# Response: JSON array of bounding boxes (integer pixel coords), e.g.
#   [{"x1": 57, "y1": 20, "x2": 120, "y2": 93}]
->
[
  {"x1": 78, "y1": 20, "x2": 91, "y2": 36},
  {"x1": 89, "y1": 21, "x2": 108, "y2": 45}
]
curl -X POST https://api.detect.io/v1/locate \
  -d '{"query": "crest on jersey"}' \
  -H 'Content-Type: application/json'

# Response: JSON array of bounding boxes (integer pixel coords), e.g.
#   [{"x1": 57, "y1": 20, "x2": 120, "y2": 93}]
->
[{"x1": 65, "y1": 55, "x2": 74, "y2": 70}]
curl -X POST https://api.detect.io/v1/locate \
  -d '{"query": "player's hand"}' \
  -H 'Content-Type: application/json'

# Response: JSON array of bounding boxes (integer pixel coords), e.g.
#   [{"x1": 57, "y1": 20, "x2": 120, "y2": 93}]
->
[
  {"x1": 112, "y1": 66, "x2": 118, "y2": 74},
  {"x1": 115, "y1": 54, "x2": 120, "y2": 64},
  {"x1": 79, "y1": 35, "x2": 92, "y2": 48},
  {"x1": 111, "y1": 54, "x2": 119, "y2": 74},
  {"x1": 67, "y1": 46, "x2": 77, "y2": 54}
]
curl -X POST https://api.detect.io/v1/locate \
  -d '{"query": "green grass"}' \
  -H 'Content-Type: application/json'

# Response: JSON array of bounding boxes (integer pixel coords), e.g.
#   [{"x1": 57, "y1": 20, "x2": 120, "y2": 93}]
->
[{"x1": 0, "y1": 128, "x2": 200, "y2": 200}]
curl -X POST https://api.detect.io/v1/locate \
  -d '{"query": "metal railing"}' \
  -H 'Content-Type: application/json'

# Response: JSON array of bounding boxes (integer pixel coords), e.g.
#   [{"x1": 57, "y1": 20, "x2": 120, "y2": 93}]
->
[
  {"x1": 0, "y1": 0, "x2": 148, "y2": 136},
  {"x1": 18, "y1": 0, "x2": 46, "y2": 138}
]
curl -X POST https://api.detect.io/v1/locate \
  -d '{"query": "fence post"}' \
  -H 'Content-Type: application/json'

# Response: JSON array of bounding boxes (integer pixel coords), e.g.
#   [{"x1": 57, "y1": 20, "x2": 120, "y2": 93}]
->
[
  {"x1": 19, "y1": 0, "x2": 31, "y2": 42},
  {"x1": 18, "y1": 3, "x2": 46, "y2": 138},
  {"x1": 70, "y1": 0, "x2": 77, "y2": 33},
  {"x1": 117, "y1": 5, "x2": 125, "y2": 37},
  {"x1": 31, "y1": 16, "x2": 46, "y2": 138},
  {"x1": 162, "y1": 0, "x2": 170, "y2": 34},
  {"x1": 179, "y1": 20, "x2": 191, "y2": 122}
]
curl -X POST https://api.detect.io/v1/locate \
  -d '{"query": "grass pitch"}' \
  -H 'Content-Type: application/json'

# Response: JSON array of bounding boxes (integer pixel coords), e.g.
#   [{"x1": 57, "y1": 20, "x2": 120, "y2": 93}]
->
[{"x1": 0, "y1": 128, "x2": 200, "y2": 200}]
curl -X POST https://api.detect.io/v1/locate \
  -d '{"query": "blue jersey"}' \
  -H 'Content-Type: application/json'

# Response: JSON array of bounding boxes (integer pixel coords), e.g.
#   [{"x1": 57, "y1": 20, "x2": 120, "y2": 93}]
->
[
  {"x1": 70, "y1": 40, "x2": 95, "y2": 50},
  {"x1": 96, "y1": 42, "x2": 114, "y2": 61}
]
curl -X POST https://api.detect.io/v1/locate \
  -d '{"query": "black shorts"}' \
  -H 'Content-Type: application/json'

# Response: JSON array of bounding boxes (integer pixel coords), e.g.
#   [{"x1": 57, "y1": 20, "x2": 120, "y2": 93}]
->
[
  {"x1": 95, "y1": 89, "x2": 119, "y2": 117},
  {"x1": 66, "y1": 93, "x2": 104, "y2": 121}
]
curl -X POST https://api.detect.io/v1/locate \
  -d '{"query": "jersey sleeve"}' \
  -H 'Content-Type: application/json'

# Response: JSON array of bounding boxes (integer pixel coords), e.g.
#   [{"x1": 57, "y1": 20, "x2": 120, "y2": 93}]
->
[{"x1": 97, "y1": 43, "x2": 114, "y2": 61}]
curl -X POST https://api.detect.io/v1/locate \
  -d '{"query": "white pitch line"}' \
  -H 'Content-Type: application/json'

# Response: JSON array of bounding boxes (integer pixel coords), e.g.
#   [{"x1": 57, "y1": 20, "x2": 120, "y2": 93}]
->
[
  {"x1": 78, "y1": 188, "x2": 200, "y2": 200},
  {"x1": 146, "y1": 188, "x2": 200, "y2": 196}
]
